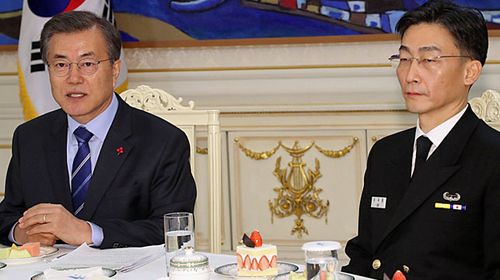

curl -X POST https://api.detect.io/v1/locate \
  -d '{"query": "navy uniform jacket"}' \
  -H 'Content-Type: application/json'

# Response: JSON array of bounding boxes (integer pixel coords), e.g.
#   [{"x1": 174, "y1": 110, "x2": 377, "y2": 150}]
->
[
  {"x1": 0, "y1": 96, "x2": 196, "y2": 248},
  {"x1": 343, "y1": 106, "x2": 500, "y2": 280}
]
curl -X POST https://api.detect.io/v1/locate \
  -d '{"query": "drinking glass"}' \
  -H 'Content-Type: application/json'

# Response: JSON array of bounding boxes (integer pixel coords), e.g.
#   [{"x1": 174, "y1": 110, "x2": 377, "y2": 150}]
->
[{"x1": 164, "y1": 212, "x2": 194, "y2": 274}]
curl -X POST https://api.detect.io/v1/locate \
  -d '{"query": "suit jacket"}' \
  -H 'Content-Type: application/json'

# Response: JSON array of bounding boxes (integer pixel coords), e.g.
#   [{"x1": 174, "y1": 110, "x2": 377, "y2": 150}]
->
[
  {"x1": 0, "y1": 96, "x2": 196, "y2": 248},
  {"x1": 343, "y1": 107, "x2": 500, "y2": 280}
]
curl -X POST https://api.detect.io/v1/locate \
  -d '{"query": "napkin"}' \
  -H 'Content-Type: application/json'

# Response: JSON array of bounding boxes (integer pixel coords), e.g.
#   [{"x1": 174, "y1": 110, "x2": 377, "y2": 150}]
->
[{"x1": 42, "y1": 266, "x2": 111, "y2": 280}]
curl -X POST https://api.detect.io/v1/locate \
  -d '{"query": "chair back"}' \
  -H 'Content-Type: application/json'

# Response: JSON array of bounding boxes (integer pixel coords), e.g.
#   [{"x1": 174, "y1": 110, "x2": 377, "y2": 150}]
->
[
  {"x1": 120, "y1": 85, "x2": 222, "y2": 253},
  {"x1": 470, "y1": 89, "x2": 500, "y2": 130}
]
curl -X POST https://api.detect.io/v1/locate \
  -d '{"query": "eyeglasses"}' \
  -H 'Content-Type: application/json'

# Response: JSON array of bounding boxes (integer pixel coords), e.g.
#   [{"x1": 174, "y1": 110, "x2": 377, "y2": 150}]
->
[
  {"x1": 388, "y1": 54, "x2": 471, "y2": 70},
  {"x1": 47, "y1": 58, "x2": 112, "y2": 76}
]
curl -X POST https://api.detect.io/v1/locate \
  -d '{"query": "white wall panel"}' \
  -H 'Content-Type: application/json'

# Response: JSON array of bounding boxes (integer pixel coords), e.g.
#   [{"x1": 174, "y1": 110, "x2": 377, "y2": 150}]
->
[{"x1": 0, "y1": 37, "x2": 499, "y2": 259}]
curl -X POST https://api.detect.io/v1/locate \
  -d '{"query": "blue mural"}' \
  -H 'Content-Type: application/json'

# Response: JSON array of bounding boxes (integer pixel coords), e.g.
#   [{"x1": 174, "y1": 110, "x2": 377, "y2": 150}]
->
[{"x1": 1, "y1": 0, "x2": 499, "y2": 45}]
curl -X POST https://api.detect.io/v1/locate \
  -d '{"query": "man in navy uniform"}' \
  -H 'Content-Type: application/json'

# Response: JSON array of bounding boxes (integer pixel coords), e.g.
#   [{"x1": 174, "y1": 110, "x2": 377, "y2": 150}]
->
[{"x1": 343, "y1": 1, "x2": 500, "y2": 279}]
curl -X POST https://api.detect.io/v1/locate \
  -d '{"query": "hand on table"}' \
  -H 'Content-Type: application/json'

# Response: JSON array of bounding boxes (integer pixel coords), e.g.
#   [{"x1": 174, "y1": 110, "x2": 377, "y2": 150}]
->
[
  {"x1": 17, "y1": 203, "x2": 92, "y2": 246},
  {"x1": 14, "y1": 224, "x2": 58, "y2": 246}
]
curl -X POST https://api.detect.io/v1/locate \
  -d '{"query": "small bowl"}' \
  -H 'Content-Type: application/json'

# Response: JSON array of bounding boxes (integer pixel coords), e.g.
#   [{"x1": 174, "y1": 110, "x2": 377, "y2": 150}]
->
[{"x1": 169, "y1": 246, "x2": 210, "y2": 280}]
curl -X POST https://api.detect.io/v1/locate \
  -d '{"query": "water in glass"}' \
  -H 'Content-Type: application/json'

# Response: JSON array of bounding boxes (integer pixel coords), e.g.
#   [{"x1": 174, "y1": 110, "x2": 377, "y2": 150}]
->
[{"x1": 166, "y1": 230, "x2": 194, "y2": 252}]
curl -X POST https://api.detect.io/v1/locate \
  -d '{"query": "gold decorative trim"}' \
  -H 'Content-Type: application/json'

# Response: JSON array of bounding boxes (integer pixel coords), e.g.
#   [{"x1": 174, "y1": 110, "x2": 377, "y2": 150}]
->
[
  {"x1": 280, "y1": 141, "x2": 315, "y2": 154},
  {"x1": 85, "y1": 59, "x2": 500, "y2": 73},
  {"x1": 3, "y1": 30, "x2": 500, "y2": 50},
  {"x1": 0, "y1": 10, "x2": 21, "y2": 19},
  {"x1": 122, "y1": 33, "x2": 399, "y2": 48},
  {"x1": 0, "y1": 45, "x2": 17, "y2": 51},
  {"x1": 234, "y1": 138, "x2": 280, "y2": 160},
  {"x1": 222, "y1": 108, "x2": 413, "y2": 115},
  {"x1": 236, "y1": 138, "x2": 358, "y2": 237},
  {"x1": 315, "y1": 137, "x2": 358, "y2": 158},
  {"x1": 196, "y1": 146, "x2": 208, "y2": 154},
  {"x1": 128, "y1": 63, "x2": 392, "y2": 73},
  {"x1": 0, "y1": 144, "x2": 12, "y2": 149},
  {"x1": 371, "y1": 136, "x2": 378, "y2": 143},
  {"x1": 2, "y1": 60, "x2": 499, "y2": 76},
  {"x1": 269, "y1": 142, "x2": 329, "y2": 238}
]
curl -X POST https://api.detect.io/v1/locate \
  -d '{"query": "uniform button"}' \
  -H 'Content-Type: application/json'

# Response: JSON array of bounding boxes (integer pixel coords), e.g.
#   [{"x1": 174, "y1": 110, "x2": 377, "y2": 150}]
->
[
  {"x1": 372, "y1": 259, "x2": 381, "y2": 270},
  {"x1": 403, "y1": 265, "x2": 410, "y2": 273}
]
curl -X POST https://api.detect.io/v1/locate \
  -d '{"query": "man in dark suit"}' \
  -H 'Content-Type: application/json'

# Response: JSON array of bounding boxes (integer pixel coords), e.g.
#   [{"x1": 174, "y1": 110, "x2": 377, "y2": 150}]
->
[
  {"x1": 343, "y1": 1, "x2": 500, "y2": 279},
  {"x1": 0, "y1": 11, "x2": 196, "y2": 248}
]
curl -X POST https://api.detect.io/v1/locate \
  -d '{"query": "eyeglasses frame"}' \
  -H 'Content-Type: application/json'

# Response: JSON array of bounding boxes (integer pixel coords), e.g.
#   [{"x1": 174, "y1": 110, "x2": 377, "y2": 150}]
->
[{"x1": 47, "y1": 58, "x2": 113, "y2": 76}]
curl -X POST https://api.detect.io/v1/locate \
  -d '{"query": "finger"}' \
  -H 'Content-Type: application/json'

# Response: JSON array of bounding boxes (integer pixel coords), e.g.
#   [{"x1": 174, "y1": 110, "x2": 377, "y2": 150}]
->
[
  {"x1": 22, "y1": 203, "x2": 55, "y2": 218},
  {"x1": 28, "y1": 232, "x2": 57, "y2": 239},
  {"x1": 20, "y1": 204, "x2": 66, "y2": 225},
  {"x1": 26, "y1": 223, "x2": 53, "y2": 236},
  {"x1": 28, "y1": 235, "x2": 57, "y2": 246},
  {"x1": 27, "y1": 232, "x2": 58, "y2": 245},
  {"x1": 18, "y1": 214, "x2": 47, "y2": 229}
]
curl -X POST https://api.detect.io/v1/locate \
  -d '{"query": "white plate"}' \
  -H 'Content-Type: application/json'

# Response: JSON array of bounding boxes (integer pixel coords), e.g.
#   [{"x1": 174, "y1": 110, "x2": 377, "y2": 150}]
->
[
  {"x1": 30, "y1": 267, "x2": 116, "y2": 280},
  {"x1": 214, "y1": 261, "x2": 299, "y2": 279},
  {"x1": 336, "y1": 272, "x2": 355, "y2": 280},
  {"x1": 0, "y1": 246, "x2": 58, "y2": 265}
]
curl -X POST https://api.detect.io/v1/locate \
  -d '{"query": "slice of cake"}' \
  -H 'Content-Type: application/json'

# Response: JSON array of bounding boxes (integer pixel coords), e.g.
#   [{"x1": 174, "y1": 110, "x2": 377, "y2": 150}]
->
[{"x1": 236, "y1": 230, "x2": 278, "y2": 277}]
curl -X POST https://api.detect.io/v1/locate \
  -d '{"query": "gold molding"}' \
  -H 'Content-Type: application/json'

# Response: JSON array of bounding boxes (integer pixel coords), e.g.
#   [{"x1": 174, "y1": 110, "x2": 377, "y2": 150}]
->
[
  {"x1": 234, "y1": 138, "x2": 280, "y2": 160},
  {"x1": 2, "y1": 60, "x2": 500, "y2": 76},
  {"x1": 0, "y1": 10, "x2": 21, "y2": 19},
  {"x1": 0, "y1": 72, "x2": 17, "y2": 76},
  {"x1": 235, "y1": 138, "x2": 358, "y2": 237},
  {"x1": 122, "y1": 33, "x2": 399, "y2": 48},
  {"x1": 128, "y1": 59, "x2": 500, "y2": 72},
  {"x1": 2, "y1": 30, "x2": 500, "y2": 50},
  {"x1": 0, "y1": 144, "x2": 12, "y2": 149},
  {"x1": 315, "y1": 137, "x2": 358, "y2": 158},
  {"x1": 196, "y1": 146, "x2": 208, "y2": 155},
  {"x1": 222, "y1": 108, "x2": 410, "y2": 115},
  {"x1": 128, "y1": 63, "x2": 391, "y2": 73},
  {"x1": 269, "y1": 141, "x2": 330, "y2": 238}
]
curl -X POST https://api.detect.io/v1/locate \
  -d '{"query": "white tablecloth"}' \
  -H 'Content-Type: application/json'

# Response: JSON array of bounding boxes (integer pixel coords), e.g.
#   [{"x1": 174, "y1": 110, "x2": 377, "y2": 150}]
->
[{"x1": 0, "y1": 246, "x2": 374, "y2": 280}]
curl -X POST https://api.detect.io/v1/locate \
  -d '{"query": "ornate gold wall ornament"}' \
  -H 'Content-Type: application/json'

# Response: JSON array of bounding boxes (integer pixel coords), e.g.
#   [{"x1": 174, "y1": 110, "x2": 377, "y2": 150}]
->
[
  {"x1": 196, "y1": 146, "x2": 208, "y2": 154},
  {"x1": 269, "y1": 141, "x2": 329, "y2": 238},
  {"x1": 314, "y1": 137, "x2": 358, "y2": 158},
  {"x1": 235, "y1": 138, "x2": 357, "y2": 237},
  {"x1": 234, "y1": 138, "x2": 281, "y2": 160}
]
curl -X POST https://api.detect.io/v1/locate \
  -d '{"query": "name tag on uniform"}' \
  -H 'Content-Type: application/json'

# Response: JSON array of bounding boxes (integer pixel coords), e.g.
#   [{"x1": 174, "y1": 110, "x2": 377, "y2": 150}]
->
[{"x1": 371, "y1": 196, "x2": 387, "y2": 209}]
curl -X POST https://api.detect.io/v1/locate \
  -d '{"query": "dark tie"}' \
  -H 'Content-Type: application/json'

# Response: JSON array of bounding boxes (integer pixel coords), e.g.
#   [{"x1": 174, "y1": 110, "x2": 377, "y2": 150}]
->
[
  {"x1": 413, "y1": 136, "x2": 432, "y2": 176},
  {"x1": 71, "y1": 127, "x2": 93, "y2": 215}
]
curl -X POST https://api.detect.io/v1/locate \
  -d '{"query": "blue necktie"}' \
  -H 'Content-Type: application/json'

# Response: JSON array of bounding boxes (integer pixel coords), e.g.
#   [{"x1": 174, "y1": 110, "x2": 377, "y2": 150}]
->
[{"x1": 72, "y1": 126, "x2": 93, "y2": 215}]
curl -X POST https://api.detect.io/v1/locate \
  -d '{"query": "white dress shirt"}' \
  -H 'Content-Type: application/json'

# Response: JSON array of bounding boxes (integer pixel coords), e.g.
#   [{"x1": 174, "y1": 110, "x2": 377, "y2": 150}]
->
[{"x1": 411, "y1": 105, "x2": 468, "y2": 176}]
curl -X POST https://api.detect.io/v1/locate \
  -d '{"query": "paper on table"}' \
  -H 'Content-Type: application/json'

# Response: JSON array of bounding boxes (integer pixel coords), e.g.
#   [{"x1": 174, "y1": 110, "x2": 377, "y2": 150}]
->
[
  {"x1": 51, "y1": 243, "x2": 164, "y2": 270},
  {"x1": 43, "y1": 266, "x2": 111, "y2": 280}
]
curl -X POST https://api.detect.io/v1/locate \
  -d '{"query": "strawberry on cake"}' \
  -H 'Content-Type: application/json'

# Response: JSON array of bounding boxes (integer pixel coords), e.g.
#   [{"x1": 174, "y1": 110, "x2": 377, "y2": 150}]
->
[{"x1": 236, "y1": 230, "x2": 278, "y2": 276}]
